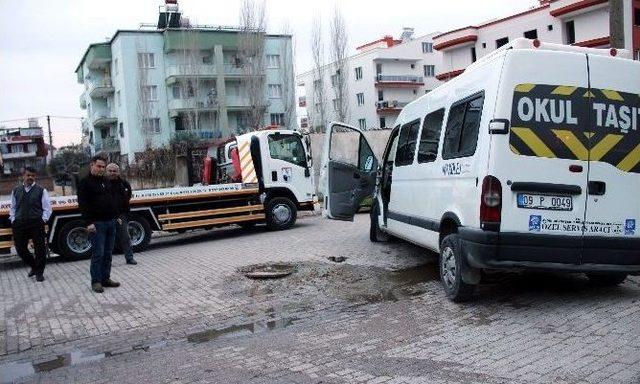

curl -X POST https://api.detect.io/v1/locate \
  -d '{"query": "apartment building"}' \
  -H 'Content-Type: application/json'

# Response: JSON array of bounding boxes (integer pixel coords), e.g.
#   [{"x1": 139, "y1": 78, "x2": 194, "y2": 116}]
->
[
  {"x1": 296, "y1": 29, "x2": 442, "y2": 131},
  {"x1": 0, "y1": 119, "x2": 48, "y2": 176},
  {"x1": 433, "y1": 0, "x2": 640, "y2": 81},
  {"x1": 75, "y1": 1, "x2": 295, "y2": 163}
]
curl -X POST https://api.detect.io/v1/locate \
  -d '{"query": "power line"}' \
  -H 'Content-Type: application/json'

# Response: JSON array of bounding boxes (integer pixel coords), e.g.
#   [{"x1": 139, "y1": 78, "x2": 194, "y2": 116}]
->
[{"x1": 0, "y1": 115, "x2": 83, "y2": 124}]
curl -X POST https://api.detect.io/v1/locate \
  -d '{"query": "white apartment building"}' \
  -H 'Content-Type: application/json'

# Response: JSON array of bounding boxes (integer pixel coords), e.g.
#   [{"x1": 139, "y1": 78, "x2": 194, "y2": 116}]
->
[
  {"x1": 296, "y1": 29, "x2": 443, "y2": 131},
  {"x1": 433, "y1": 0, "x2": 640, "y2": 81},
  {"x1": 75, "y1": 1, "x2": 295, "y2": 163}
]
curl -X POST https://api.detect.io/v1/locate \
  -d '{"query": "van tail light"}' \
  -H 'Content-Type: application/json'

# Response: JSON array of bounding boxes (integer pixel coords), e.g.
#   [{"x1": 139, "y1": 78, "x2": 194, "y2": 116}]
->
[{"x1": 480, "y1": 175, "x2": 502, "y2": 231}]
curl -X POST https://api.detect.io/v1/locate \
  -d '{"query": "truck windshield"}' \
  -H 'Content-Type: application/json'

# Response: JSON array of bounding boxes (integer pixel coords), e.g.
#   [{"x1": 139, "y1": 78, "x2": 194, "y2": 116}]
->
[{"x1": 268, "y1": 134, "x2": 307, "y2": 167}]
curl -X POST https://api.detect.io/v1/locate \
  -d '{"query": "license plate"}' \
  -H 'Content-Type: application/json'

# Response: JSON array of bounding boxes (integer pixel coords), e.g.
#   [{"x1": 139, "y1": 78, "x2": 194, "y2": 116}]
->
[{"x1": 517, "y1": 193, "x2": 572, "y2": 211}]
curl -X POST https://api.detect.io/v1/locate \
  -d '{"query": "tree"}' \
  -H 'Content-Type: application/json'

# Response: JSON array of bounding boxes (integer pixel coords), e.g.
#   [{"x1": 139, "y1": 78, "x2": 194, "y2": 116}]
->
[
  {"x1": 280, "y1": 23, "x2": 297, "y2": 129},
  {"x1": 239, "y1": 0, "x2": 267, "y2": 131},
  {"x1": 330, "y1": 6, "x2": 349, "y2": 122},
  {"x1": 48, "y1": 145, "x2": 90, "y2": 195},
  {"x1": 136, "y1": 38, "x2": 154, "y2": 149},
  {"x1": 310, "y1": 15, "x2": 327, "y2": 133}
]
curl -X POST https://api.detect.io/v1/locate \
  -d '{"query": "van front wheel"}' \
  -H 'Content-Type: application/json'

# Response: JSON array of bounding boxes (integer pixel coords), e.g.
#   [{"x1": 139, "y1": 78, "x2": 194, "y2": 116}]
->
[{"x1": 440, "y1": 234, "x2": 476, "y2": 302}]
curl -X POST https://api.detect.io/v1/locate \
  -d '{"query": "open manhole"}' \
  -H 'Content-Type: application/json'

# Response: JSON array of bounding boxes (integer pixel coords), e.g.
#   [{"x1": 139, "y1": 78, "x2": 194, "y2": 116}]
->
[
  {"x1": 327, "y1": 256, "x2": 347, "y2": 263},
  {"x1": 240, "y1": 263, "x2": 296, "y2": 279}
]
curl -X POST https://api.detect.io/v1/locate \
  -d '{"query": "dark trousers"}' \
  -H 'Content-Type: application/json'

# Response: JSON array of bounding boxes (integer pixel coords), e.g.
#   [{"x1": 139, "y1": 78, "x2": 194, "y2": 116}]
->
[
  {"x1": 89, "y1": 220, "x2": 116, "y2": 284},
  {"x1": 116, "y1": 214, "x2": 134, "y2": 262},
  {"x1": 13, "y1": 222, "x2": 47, "y2": 275}
]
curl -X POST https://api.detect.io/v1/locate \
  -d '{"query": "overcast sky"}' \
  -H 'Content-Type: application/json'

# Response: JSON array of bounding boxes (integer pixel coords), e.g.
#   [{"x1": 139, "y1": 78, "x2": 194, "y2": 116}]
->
[{"x1": 0, "y1": 0, "x2": 538, "y2": 148}]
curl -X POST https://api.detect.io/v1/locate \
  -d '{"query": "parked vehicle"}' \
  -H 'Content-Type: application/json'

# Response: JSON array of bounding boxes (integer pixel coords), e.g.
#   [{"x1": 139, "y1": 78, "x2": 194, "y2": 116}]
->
[
  {"x1": 321, "y1": 38, "x2": 640, "y2": 301},
  {"x1": 0, "y1": 129, "x2": 316, "y2": 259}
]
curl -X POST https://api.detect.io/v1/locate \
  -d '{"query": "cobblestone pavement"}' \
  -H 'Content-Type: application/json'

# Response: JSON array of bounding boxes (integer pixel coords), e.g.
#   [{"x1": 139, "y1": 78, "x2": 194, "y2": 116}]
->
[{"x1": 1, "y1": 214, "x2": 639, "y2": 384}]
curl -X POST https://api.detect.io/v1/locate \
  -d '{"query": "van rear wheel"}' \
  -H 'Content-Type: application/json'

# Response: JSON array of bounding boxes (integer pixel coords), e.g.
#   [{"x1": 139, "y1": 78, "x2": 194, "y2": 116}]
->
[
  {"x1": 586, "y1": 273, "x2": 628, "y2": 286},
  {"x1": 440, "y1": 234, "x2": 476, "y2": 302}
]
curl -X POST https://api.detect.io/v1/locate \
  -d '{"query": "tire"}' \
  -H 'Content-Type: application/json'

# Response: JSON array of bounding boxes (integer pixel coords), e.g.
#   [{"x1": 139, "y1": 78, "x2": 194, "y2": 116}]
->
[
  {"x1": 126, "y1": 214, "x2": 152, "y2": 253},
  {"x1": 265, "y1": 197, "x2": 297, "y2": 231},
  {"x1": 369, "y1": 201, "x2": 390, "y2": 242},
  {"x1": 439, "y1": 234, "x2": 476, "y2": 302},
  {"x1": 57, "y1": 220, "x2": 92, "y2": 260},
  {"x1": 586, "y1": 272, "x2": 628, "y2": 286}
]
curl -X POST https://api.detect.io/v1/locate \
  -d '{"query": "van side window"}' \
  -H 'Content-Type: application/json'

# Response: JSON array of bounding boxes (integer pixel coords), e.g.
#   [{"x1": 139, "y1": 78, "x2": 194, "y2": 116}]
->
[
  {"x1": 395, "y1": 120, "x2": 421, "y2": 166},
  {"x1": 418, "y1": 108, "x2": 445, "y2": 163},
  {"x1": 442, "y1": 92, "x2": 485, "y2": 159}
]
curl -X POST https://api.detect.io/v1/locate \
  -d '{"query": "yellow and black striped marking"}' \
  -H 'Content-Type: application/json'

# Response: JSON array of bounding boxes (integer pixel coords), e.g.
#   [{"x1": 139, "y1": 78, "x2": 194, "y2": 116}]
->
[{"x1": 510, "y1": 83, "x2": 640, "y2": 173}]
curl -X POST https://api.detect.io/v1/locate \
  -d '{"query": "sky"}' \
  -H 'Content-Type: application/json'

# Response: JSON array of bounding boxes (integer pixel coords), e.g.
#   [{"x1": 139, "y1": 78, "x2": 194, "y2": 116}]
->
[{"x1": 0, "y1": 0, "x2": 539, "y2": 148}]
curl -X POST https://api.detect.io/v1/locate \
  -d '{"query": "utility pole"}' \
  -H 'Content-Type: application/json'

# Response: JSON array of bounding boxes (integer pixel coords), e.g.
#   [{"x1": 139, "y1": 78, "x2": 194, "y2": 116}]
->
[
  {"x1": 46, "y1": 115, "x2": 54, "y2": 163},
  {"x1": 609, "y1": 0, "x2": 625, "y2": 49}
]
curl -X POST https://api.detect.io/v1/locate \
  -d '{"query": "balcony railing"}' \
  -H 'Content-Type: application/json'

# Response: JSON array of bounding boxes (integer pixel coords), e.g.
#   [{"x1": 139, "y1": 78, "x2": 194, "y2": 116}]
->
[
  {"x1": 375, "y1": 75, "x2": 424, "y2": 83},
  {"x1": 1, "y1": 151, "x2": 38, "y2": 159},
  {"x1": 168, "y1": 98, "x2": 219, "y2": 111},
  {"x1": 166, "y1": 64, "x2": 217, "y2": 79},
  {"x1": 376, "y1": 100, "x2": 410, "y2": 113},
  {"x1": 94, "y1": 137, "x2": 120, "y2": 153},
  {"x1": 88, "y1": 77, "x2": 115, "y2": 98},
  {"x1": 91, "y1": 111, "x2": 117, "y2": 127}
]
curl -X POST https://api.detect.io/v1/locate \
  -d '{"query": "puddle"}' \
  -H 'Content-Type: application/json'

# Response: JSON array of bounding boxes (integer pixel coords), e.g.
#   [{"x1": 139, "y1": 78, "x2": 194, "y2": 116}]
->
[{"x1": 187, "y1": 317, "x2": 296, "y2": 344}]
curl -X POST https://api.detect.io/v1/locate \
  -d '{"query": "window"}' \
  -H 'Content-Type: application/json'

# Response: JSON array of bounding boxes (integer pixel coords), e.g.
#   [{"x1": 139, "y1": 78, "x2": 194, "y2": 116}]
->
[
  {"x1": 524, "y1": 29, "x2": 538, "y2": 39},
  {"x1": 358, "y1": 119, "x2": 367, "y2": 129},
  {"x1": 202, "y1": 55, "x2": 212, "y2": 64},
  {"x1": 141, "y1": 85, "x2": 157, "y2": 101},
  {"x1": 423, "y1": 65, "x2": 435, "y2": 77},
  {"x1": 413, "y1": 89, "x2": 417, "y2": 95},
  {"x1": 172, "y1": 85, "x2": 180, "y2": 99},
  {"x1": 355, "y1": 67, "x2": 363, "y2": 80},
  {"x1": 268, "y1": 84, "x2": 282, "y2": 98},
  {"x1": 395, "y1": 119, "x2": 421, "y2": 166},
  {"x1": 332, "y1": 98, "x2": 341, "y2": 111},
  {"x1": 267, "y1": 54, "x2": 280, "y2": 68},
  {"x1": 137, "y1": 53, "x2": 155, "y2": 68},
  {"x1": 471, "y1": 47, "x2": 477, "y2": 62},
  {"x1": 268, "y1": 134, "x2": 306, "y2": 167},
  {"x1": 119, "y1": 122, "x2": 124, "y2": 137},
  {"x1": 376, "y1": 63, "x2": 382, "y2": 75},
  {"x1": 635, "y1": 8, "x2": 640, "y2": 26},
  {"x1": 418, "y1": 109, "x2": 445, "y2": 163},
  {"x1": 422, "y1": 42, "x2": 433, "y2": 53},
  {"x1": 547, "y1": 24, "x2": 553, "y2": 31},
  {"x1": 356, "y1": 93, "x2": 365, "y2": 106},
  {"x1": 270, "y1": 113, "x2": 285, "y2": 126},
  {"x1": 565, "y1": 20, "x2": 575, "y2": 44},
  {"x1": 114, "y1": 58, "x2": 119, "y2": 76},
  {"x1": 482, "y1": 42, "x2": 487, "y2": 48},
  {"x1": 442, "y1": 92, "x2": 485, "y2": 159},
  {"x1": 116, "y1": 91, "x2": 121, "y2": 107},
  {"x1": 143, "y1": 118, "x2": 161, "y2": 134},
  {"x1": 330, "y1": 73, "x2": 340, "y2": 87},
  {"x1": 410, "y1": 64, "x2": 415, "y2": 69},
  {"x1": 377, "y1": 90, "x2": 384, "y2": 101},
  {"x1": 379, "y1": 117, "x2": 386, "y2": 128},
  {"x1": 496, "y1": 37, "x2": 509, "y2": 48}
]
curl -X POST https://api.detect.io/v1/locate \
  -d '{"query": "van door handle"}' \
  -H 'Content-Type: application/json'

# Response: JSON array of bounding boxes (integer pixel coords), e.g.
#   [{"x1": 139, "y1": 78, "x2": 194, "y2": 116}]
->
[{"x1": 588, "y1": 181, "x2": 606, "y2": 195}]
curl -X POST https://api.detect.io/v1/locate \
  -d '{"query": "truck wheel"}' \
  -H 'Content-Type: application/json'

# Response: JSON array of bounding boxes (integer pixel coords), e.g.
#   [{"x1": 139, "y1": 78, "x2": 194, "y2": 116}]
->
[
  {"x1": 586, "y1": 273, "x2": 628, "y2": 286},
  {"x1": 440, "y1": 234, "x2": 476, "y2": 302},
  {"x1": 369, "y1": 201, "x2": 389, "y2": 242},
  {"x1": 58, "y1": 220, "x2": 92, "y2": 260},
  {"x1": 265, "y1": 197, "x2": 297, "y2": 230},
  {"x1": 127, "y1": 214, "x2": 152, "y2": 252}
]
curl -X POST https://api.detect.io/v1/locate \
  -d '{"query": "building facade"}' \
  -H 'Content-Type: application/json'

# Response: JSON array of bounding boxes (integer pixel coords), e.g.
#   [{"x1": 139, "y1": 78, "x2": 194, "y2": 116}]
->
[
  {"x1": 0, "y1": 119, "x2": 48, "y2": 176},
  {"x1": 75, "y1": 3, "x2": 295, "y2": 163},
  {"x1": 433, "y1": 0, "x2": 640, "y2": 81},
  {"x1": 296, "y1": 29, "x2": 443, "y2": 131}
]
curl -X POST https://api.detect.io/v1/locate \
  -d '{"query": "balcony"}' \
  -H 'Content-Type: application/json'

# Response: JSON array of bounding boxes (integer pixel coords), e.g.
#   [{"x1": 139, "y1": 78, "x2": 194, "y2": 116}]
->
[
  {"x1": 92, "y1": 111, "x2": 117, "y2": 127},
  {"x1": 226, "y1": 96, "x2": 252, "y2": 110},
  {"x1": 376, "y1": 100, "x2": 410, "y2": 114},
  {"x1": 298, "y1": 96, "x2": 306, "y2": 107},
  {"x1": 433, "y1": 27, "x2": 479, "y2": 51},
  {"x1": 1, "y1": 151, "x2": 38, "y2": 159},
  {"x1": 166, "y1": 64, "x2": 217, "y2": 84},
  {"x1": 88, "y1": 77, "x2": 114, "y2": 99},
  {"x1": 374, "y1": 74, "x2": 424, "y2": 88},
  {"x1": 80, "y1": 93, "x2": 87, "y2": 109},
  {"x1": 85, "y1": 44, "x2": 112, "y2": 70},
  {"x1": 94, "y1": 137, "x2": 120, "y2": 153},
  {"x1": 168, "y1": 97, "x2": 219, "y2": 111},
  {"x1": 222, "y1": 64, "x2": 264, "y2": 78}
]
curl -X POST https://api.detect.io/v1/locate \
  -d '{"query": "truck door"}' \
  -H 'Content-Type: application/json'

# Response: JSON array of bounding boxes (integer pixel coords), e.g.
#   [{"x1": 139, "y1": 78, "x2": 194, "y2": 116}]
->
[
  {"x1": 494, "y1": 50, "x2": 591, "y2": 264},
  {"x1": 321, "y1": 123, "x2": 378, "y2": 221},
  {"x1": 582, "y1": 54, "x2": 640, "y2": 264},
  {"x1": 265, "y1": 132, "x2": 315, "y2": 201}
]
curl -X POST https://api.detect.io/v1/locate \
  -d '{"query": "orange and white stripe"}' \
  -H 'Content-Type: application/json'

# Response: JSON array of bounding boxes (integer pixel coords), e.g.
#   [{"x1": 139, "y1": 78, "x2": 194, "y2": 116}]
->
[{"x1": 237, "y1": 140, "x2": 258, "y2": 184}]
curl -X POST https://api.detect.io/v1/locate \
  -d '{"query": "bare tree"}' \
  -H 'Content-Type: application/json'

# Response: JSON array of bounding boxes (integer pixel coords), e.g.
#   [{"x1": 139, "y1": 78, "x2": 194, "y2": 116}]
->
[
  {"x1": 330, "y1": 6, "x2": 349, "y2": 122},
  {"x1": 310, "y1": 15, "x2": 327, "y2": 133},
  {"x1": 177, "y1": 25, "x2": 202, "y2": 133},
  {"x1": 136, "y1": 38, "x2": 154, "y2": 149},
  {"x1": 239, "y1": 0, "x2": 267, "y2": 131},
  {"x1": 280, "y1": 22, "x2": 296, "y2": 129}
]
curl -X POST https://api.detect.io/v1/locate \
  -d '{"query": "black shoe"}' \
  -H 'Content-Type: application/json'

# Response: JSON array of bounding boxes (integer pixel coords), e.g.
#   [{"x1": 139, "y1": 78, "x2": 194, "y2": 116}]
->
[
  {"x1": 102, "y1": 279, "x2": 121, "y2": 288},
  {"x1": 92, "y1": 283, "x2": 104, "y2": 293},
  {"x1": 126, "y1": 259, "x2": 138, "y2": 265},
  {"x1": 36, "y1": 274, "x2": 45, "y2": 282},
  {"x1": 27, "y1": 269, "x2": 36, "y2": 277}
]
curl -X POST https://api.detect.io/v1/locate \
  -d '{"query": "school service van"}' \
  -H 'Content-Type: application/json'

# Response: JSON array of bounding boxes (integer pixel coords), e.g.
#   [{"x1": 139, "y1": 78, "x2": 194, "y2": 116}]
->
[{"x1": 321, "y1": 38, "x2": 640, "y2": 301}]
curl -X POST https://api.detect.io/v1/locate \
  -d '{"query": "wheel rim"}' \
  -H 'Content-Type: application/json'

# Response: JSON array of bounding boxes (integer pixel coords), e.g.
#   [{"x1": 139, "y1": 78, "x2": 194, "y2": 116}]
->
[
  {"x1": 128, "y1": 221, "x2": 145, "y2": 247},
  {"x1": 67, "y1": 227, "x2": 91, "y2": 254},
  {"x1": 272, "y1": 204, "x2": 291, "y2": 224},
  {"x1": 441, "y1": 247, "x2": 457, "y2": 289}
]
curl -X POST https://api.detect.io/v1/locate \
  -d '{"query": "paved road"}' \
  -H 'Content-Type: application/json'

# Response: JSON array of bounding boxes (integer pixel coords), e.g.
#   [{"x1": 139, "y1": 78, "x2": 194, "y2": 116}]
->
[{"x1": 1, "y1": 214, "x2": 639, "y2": 383}]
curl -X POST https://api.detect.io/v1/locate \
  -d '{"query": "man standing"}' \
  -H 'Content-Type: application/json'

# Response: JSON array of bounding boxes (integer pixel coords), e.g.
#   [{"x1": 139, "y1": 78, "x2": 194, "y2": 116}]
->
[
  {"x1": 77, "y1": 155, "x2": 120, "y2": 293},
  {"x1": 105, "y1": 163, "x2": 137, "y2": 265},
  {"x1": 9, "y1": 166, "x2": 52, "y2": 282}
]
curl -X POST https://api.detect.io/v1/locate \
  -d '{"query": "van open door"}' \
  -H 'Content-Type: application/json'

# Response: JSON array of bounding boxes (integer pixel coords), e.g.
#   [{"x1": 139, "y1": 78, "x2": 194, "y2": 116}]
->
[{"x1": 321, "y1": 122, "x2": 378, "y2": 221}]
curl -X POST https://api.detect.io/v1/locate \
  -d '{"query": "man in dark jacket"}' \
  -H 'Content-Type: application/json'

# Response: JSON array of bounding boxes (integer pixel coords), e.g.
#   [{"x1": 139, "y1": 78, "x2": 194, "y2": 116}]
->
[
  {"x1": 77, "y1": 155, "x2": 120, "y2": 293},
  {"x1": 9, "y1": 166, "x2": 52, "y2": 282},
  {"x1": 106, "y1": 163, "x2": 137, "y2": 265}
]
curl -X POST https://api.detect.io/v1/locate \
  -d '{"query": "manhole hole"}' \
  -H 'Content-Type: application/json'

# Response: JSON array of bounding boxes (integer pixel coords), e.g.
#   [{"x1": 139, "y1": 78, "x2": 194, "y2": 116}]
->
[
  {"x1": 240, "y1": 263, "x2": 296, "y2": 279},
  {"x1": 328, "y1": 256, "x2": 347, "y2": 263}
]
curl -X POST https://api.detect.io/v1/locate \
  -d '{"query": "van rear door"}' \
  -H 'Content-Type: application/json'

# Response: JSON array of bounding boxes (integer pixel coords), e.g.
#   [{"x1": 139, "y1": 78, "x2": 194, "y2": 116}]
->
[
  {"x1": 494, "y1": 50, "x2": 591, "y2": 264},
  {"x1": 582, "y1": 55, "x2": 640, "y2": 264}
]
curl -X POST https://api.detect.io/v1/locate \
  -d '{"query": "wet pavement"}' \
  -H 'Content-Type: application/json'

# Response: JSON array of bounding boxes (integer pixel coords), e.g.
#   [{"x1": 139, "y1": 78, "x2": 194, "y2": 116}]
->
[{"x1": 1, "y1": 214, "x2": 639, "y2": 383}]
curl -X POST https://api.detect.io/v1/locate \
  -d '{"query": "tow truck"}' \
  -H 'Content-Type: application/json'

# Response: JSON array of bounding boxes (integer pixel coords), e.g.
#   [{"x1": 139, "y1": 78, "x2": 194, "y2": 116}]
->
[{"x1": 0, "y1": 128, "x2": 316, "y2": 259}]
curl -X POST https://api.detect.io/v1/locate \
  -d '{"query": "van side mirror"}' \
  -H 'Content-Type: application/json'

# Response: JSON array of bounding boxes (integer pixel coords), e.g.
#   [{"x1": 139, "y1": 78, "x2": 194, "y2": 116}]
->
[{"x1": 489, "y1": 119, "x2": 510, "y2": 134}]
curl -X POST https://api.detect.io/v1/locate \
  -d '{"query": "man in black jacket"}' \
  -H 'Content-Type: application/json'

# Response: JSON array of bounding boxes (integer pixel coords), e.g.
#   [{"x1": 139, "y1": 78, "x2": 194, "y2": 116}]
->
[
  {"x1": 77, "y1": 155, "x2": 120, "y2": 293},
  {"x1": 106, "y1": 163, "x2": 137, "y2": 265}
]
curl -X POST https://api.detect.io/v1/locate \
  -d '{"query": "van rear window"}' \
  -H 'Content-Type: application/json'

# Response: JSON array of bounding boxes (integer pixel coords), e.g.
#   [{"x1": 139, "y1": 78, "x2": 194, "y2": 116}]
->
[{"x1": 442, "y1": 92, "x2": 485, "y2": 159}]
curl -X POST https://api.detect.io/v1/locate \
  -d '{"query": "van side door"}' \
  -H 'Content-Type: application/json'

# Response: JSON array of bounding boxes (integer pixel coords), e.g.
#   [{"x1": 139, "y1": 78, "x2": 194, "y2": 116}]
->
[{"x1": 321, "y1": 123, "x2": 378, "y2": 221}]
